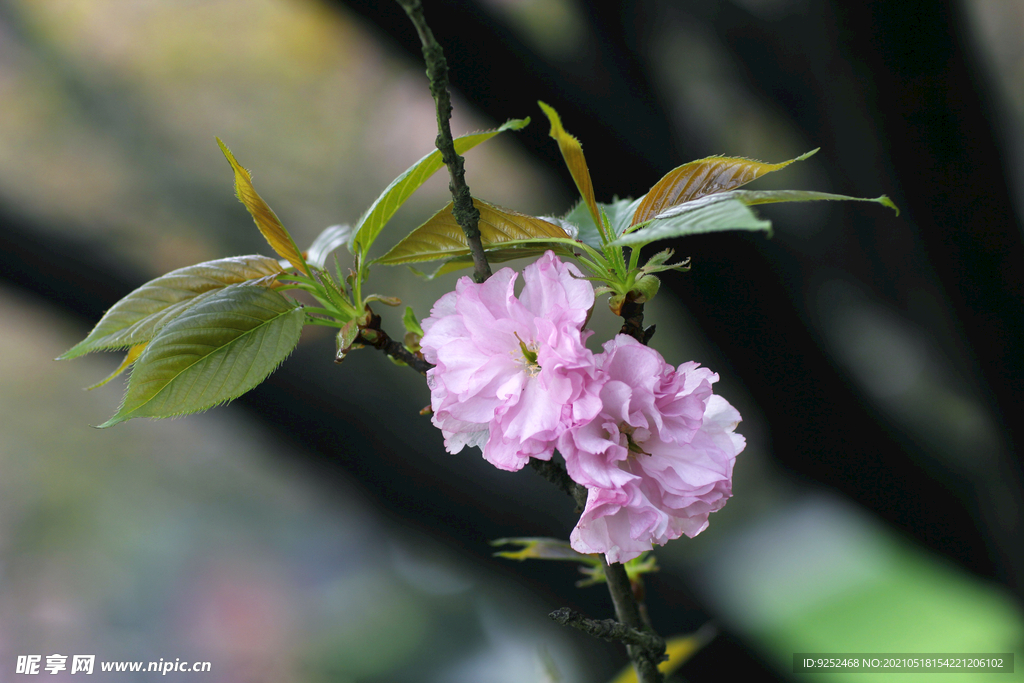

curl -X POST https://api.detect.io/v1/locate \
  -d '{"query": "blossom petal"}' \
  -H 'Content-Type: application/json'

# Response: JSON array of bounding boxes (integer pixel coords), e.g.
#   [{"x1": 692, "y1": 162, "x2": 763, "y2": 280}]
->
[
  {"x1": 420, "y1": 252, "x2": 601, "y2": 470},
  {"x1": 561, "y1": 335, "x2": 744, "y2": 562}
]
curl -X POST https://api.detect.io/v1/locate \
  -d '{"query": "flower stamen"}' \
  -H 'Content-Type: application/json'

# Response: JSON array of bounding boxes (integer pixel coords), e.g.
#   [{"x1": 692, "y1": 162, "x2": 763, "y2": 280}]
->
[
  {"x1": 513, "y1": 331, "x2": 541, "y2": 375},
  {"x1": 620, "y1": 423, "x2": 651, "y2": 457}
]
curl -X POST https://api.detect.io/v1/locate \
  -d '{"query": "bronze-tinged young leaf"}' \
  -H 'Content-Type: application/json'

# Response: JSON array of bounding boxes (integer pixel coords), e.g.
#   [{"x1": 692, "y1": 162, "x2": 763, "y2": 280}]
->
[
  {"x1": 217, "y1": 138, "x2": 308, "y2": 274},
  {"x1": 630, "y1": 149, "x2": 819, "y2": 226},
  {"x1": 421, "y1": 246, "x2": 561, "y2": 279},
  {"x1": 538, "y1": 101, "x2": 602, "y2": 232},
  {"x1": 376, "y1": 198, "x2": 572, "y2": 265},
  {"x1": 85, "y1": 344, "x2": 146, "y2": 390},
  {"x1": 59, "y1": 255, "x2": 285, "y2": 360},
  {"x1": 99, "y1": 286, "x2": 304, "y2": 427},
  {"x1": 351, "y1": 118, "x2": 530, "y2": 258}
]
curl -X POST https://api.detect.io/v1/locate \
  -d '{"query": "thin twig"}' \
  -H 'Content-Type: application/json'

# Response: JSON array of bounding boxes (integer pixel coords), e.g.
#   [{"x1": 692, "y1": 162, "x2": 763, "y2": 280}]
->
[
  {"x1": 394, "y1": 0, "x2": 491, "y2": 284},
  {"x1": 549, "y1": 608, "x2": 666, "y2": 654},
  {"x1": 535, "y1": 459, "x2": 666, "y2": 683}
]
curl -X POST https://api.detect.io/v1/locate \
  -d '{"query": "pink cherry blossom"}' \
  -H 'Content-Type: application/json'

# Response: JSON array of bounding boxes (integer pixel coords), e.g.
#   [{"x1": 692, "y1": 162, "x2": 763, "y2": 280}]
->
[
  {"x1": 558, "y1": 335, "x2": 744, "y2": 563},
  {"x1": 420, "y1": 251, "x2": 602, "y2": 471}
]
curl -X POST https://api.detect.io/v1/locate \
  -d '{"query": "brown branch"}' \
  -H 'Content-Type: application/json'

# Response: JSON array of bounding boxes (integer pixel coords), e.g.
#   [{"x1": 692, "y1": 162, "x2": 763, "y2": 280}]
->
[
  {"x1": 394, "y1": 0, "x2": 491, "y2": 284},
  {"x1": 394, "y1": 5, "x2": 661, "y2": 680},
  {"x1": 610, "y1": 293, "x2": 663, "y2": 681},
  {"x1": 619, "y1": 292, "x2": 656, "y2": 344},
  {"x1": 549, "y1": 607, "x2": 666, "y2": 654},
  {"x1": 534, "y1": 457, "x2": 666, "y2": 683},
  {"x1": 355, "y1": 309, "x2": 434, "y2": 375},
  {"x1": 603, "y1": 558, "x2": 664, "y2": 682}
]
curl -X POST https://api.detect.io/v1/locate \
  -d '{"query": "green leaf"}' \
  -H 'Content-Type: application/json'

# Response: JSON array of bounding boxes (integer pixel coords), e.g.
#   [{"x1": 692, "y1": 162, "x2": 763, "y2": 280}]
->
[
  {"x1": 725, "y1": 189, "x2": 899, "y2": 214},
  {"x1": 630, "y1": 149, "x2": 818, "y2": 226},
  {"x1": 611, "y1": 195, "x2": 772, "y2": 247},
  {"x1": 402, "y1": 306, "x2": 424, "y2": 337},
  {"x1": 638, "y1": 248, "x2": 691, "y2": 276},
  {"x1": 306, "y1": 224, "x2": 354, "y2": 268},
  {"x1": 85, "y1": 343, "x2": 146, "y2": 390},
  {"x1": 217, "y1": 138, "x2": 309, "y2": 275},
  {"x1": 576, "y1": 551, "x2": 660, "y2": 587},
  {"x1": 416, "y1": 246, "x2": 563, "y2": 279},
  {"x1": 99, "y1": 286, "x2": 304, "y2": 427},
  {"x1": 563, "y1": 197, "x2": 640, "y2": 249},
  {"x1": 364, "y1": 294, "x2": 401, "y2": 307},
  {"x1": 59, "y1": 255, "x2": 285, "y2": 360},
  {"x1": 612, "y1": 188, "x2": 896, "y2": 248},
  {"x1": 538, "y1": 102, "x2": 603, "y2": 235},
  {"x1": 376, "y1": 198, "x2": 572, "y2": 265},
  {"x1": 642, "y1": 248, "x2": 675, "y2": 270},
  {"x1": 351, "y1": 118, "x2": 530, "y2": 258}
]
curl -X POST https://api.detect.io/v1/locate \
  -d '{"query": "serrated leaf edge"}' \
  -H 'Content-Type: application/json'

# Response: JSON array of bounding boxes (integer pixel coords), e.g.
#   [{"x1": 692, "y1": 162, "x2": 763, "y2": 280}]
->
[{"x1": 98, "y1": 288, "x2": 303, "y2": 427}]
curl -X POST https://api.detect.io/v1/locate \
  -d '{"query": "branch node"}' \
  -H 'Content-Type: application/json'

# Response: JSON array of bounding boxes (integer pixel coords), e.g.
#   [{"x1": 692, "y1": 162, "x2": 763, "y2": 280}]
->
[
  {"x1": 357, "y1": 308, "x2": 433, "y2": 374},
  {"x1": 618, "y1": 294, "x2": 654, "y2": 344}
]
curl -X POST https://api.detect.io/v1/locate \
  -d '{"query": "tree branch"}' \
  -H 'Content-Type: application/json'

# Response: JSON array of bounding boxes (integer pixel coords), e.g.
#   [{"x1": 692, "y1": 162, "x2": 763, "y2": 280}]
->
[
  {"x1": 533, "y1": 457, "x2": 666, "y2": 683},
  {"x1": 603, "y1": 558, "x2": 664, "y2": 682},
  {"x1": 609, "y1": 295, "x2": 663, "y2": 681},
  {"x1": 356, "y1": 309, "x2": 434, "y2": 374},
  {"x1": 549, "y1": 607, "x2": 666, "y2": 654},
  {"x1": 618, "y1": 293, "x2": 655, "y2": 344},
  {"x1": 394, "y1": 4, "x2": 660, "y2": 679},
  {"x1": 394, "y1": 0, "x2": 491, "y2": 284}
]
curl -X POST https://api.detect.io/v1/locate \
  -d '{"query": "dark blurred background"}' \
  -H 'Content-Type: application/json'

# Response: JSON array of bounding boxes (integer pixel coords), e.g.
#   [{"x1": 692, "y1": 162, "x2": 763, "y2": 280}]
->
[{"x1": 2, "y1": 0, "x2": 1022, "y2": 681}]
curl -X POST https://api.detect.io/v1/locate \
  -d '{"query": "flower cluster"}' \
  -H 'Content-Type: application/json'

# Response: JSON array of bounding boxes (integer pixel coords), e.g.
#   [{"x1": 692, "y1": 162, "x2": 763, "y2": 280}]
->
[{"x1": 420, "y1": 252, "x2": 744, "y2": 563}]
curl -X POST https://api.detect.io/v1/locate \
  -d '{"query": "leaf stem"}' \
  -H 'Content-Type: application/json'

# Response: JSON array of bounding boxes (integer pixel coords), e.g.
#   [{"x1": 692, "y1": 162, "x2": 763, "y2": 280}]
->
[
  {"x1": 395, "y1": 0, "x2": 491, "y2": 284},
  {"x1": 305, "y1": 316, "x2": 344, "y2": 328},
  {"x1": 275, "y1": 283, "x2": 320, "y2": 295},
  {"x1": 304, "y1": 306, "x2": 342, "y2": 319},
  {"x1": 628, "y1": 245, "x2": 641, "y2": 272}
]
